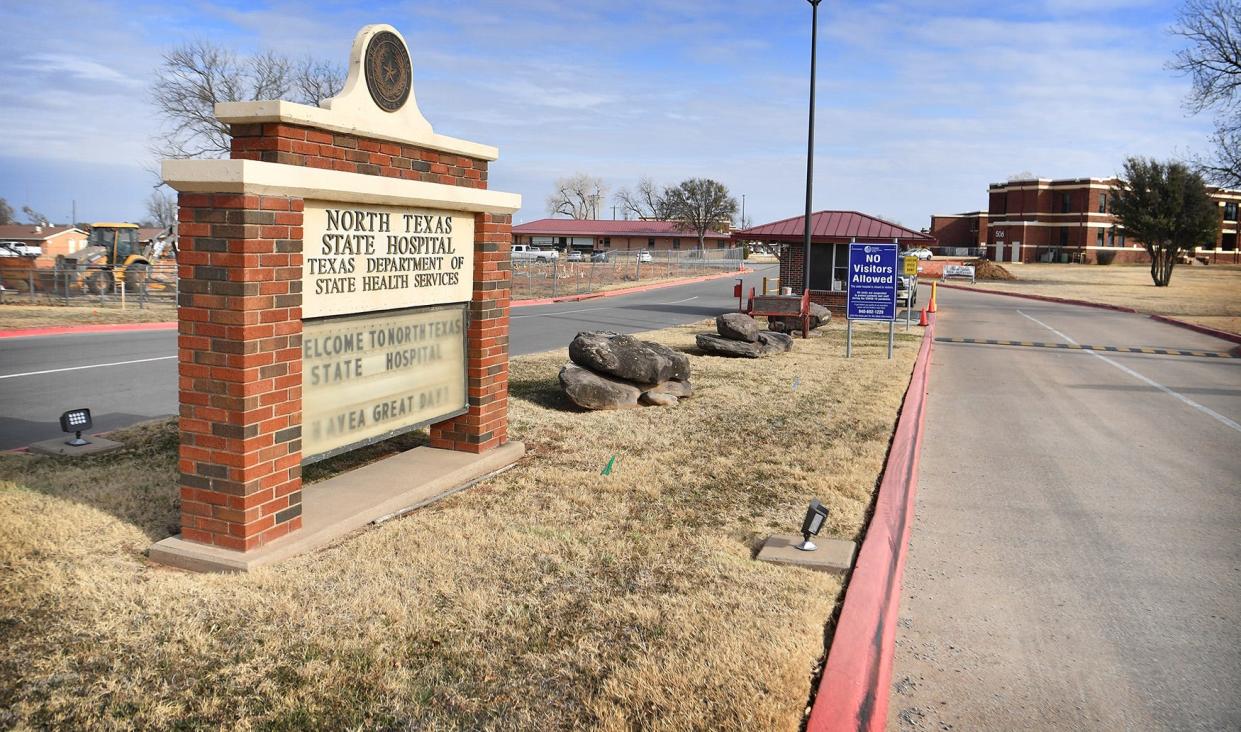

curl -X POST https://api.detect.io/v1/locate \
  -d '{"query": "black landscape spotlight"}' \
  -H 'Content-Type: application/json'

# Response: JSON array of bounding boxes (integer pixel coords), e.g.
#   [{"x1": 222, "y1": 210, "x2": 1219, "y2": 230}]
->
[
  {"x1": 797, "y1": 499, "x2": 829, "y2": 551},
  {"x1": 59, "y1": 408, "x2": 92, "y2": 447}
]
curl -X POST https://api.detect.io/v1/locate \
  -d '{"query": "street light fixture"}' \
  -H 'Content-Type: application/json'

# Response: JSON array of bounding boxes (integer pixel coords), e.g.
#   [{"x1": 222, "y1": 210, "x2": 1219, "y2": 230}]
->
[{"x1": 803, "y1": 0, "x2": 823, "y2": 302}]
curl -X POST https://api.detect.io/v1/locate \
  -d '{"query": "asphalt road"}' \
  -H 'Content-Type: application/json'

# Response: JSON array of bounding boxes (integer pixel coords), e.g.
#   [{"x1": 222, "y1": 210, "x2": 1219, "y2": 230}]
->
[
  {"x1": 888, "y1": 287, "x2": 1241, "y2": 731},
  {"x1": 0, "y1": 266, "x2": 776, "y2": 450}
]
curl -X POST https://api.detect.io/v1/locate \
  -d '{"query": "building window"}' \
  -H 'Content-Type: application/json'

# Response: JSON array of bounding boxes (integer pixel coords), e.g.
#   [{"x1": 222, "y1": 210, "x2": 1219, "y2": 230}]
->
[
  {"x1": 1118, "y1": 232, "x2": 1126, "y2": 247},
  {"x1": 647, "y1": 238, "x2": 655, "y2": 248},
  {"x1": 1096, "y1": 229, "x2": 1104, "y2": 247},
  {"x1": 1060, "y1": 192, "x2": 1072, "y2": 213},
  {"x1": 602, "y1": 237, "x2": 611, "y2": 248},
  {"x1": 672, "y1": 238, "x2": 681, "y2": 250},
  {"x1": 1225, "y1": 202, "x2": 1238, "y2": 221},
  {"x1": 1098, "y1": 193, "x2": 1108, "y2": 213},
  {"x1": 1107, "y1": 229, "x2": 1115, "y2": 247},
  {"x1": 1222, "y1": 233, "x2": 1237, "y2": 252},
  {"x1": 1059, "y1": 228, "x2": 1069, "y2": 247}
]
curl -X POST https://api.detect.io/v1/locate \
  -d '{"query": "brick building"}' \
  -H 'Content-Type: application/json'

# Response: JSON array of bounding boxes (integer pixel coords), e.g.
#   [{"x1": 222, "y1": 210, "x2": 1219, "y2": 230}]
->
[
  {"x1": 734, "y1": 210, "x2": 936, "y2": 312},
  {"x1": 933, "y1": 177, "x2": 1241, "y2": 264},
  {"x1": 927, "y1": 212, "x2": 987, "y2": 256},
  {"x1": 0, "y1": 224, "x2": 89, "y2": 267},
  {"x1": 513, "y1": 219, "x2": 731, "y2": 254}
]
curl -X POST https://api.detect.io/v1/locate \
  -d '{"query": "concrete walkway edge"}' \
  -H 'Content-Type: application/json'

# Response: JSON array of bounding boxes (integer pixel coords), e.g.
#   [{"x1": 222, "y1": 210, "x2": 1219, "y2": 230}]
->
[
  {"x1": 806, "y1": 321, "x2": 935, "y2": 732},
  {"x1": 0, "y1": 321, "x2": 177, "y2": 339},
  {"x1": 511, "y1": 267, "x2": 747, "y2": 307}
]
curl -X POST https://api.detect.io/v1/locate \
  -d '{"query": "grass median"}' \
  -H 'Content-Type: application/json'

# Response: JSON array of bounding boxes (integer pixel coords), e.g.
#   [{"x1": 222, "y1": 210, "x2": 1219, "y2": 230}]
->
[
  {"x1": 0, "y1": 318, "x2": 920, "y2": 730},
  {"x1": 950, "y1": 263, "x2": 1241, "y2": 335},
  {"x1": 0, "y1": 302, "x2": 176, "y2": 330}
]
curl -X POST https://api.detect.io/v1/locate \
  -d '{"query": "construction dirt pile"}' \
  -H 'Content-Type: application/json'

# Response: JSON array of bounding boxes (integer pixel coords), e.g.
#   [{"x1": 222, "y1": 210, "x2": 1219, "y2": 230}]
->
[{"x1": 965, "y1": 258, "x2": 1017, "y2": 280}]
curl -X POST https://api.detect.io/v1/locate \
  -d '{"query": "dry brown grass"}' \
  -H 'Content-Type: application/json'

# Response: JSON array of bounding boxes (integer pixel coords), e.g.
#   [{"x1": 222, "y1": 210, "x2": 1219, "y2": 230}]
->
[
  {"x1": 0, "y1": 319, "x2": 919, "y2": 731},
  {"x1": 0, "y1": 302, "x2": 176, "y2": 330},
  {"x1": 962, "y1": 263, "x2": 1241, "y2": 334}
]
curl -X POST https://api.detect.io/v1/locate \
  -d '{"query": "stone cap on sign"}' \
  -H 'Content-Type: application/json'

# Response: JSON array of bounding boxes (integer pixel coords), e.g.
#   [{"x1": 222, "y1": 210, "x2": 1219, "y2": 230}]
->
[
  {"x1": 214, "y1": 24, "x2": 499, "y2": 161},
  {"x1": 162, "y1": 158, "x2": 520, "y2": 214}
]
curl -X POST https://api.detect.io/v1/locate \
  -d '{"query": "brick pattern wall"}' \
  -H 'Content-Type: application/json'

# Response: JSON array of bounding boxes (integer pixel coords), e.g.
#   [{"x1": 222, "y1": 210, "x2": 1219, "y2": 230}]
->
[
  {"x1": 176, "y1": 193, "x2": 304, "y2": 551},
  {"x1": 231, "y1": 123, "x2": 488, "y2": 189},
  {"x1": 429, "y1": 213, "x2": 512, "y2": 453},
  {"x1": 778, "y1": 245, "x2": 847, "y2": 312}
]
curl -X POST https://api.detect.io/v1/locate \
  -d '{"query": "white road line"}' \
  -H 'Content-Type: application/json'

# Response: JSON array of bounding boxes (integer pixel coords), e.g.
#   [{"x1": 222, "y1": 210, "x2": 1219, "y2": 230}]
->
[
  {"x1": 511, "y1": 295, "x2": 698, "y2": 319},
  {"x1": 0, "y1": 355, "x2": 177, "y2": 380},
  {"x1": 1017, "y1": 309, "x2": 1241, "y2": 434}
]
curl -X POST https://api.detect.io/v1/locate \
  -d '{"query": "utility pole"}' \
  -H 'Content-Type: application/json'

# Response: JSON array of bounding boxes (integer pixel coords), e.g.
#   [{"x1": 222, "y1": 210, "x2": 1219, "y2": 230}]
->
[{"x1": 803, "y1": 0, "x2": 822, "y2": 298}]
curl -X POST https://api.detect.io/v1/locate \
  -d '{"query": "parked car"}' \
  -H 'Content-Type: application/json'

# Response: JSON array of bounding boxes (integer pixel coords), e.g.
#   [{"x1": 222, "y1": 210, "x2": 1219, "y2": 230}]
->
[
  {"x1": 511, "y1": 244, "x2": 559, "y2": 262},
  {"x1": 636, "y1": 250, "x2": 653, "y2": 263},
  {"x1": 0, "y1": 241, "x2": 39, "y2": 257},
  {"x1": 590, "y1": 251, "x2": 611, "y2": 262},
  {"x1": 897, "y1": 274, "x2": 918, "y2": 306},
  {"x1": 904, "y1": 247, "x2": 933, "y2": 261},
  {"x1": 566, "y1": 250, "x2": 583, "y2": 262}
]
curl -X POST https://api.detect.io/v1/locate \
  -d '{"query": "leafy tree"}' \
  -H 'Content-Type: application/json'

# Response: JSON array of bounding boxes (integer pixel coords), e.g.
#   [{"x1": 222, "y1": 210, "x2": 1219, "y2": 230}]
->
[
  {"x1": 614, "y1": 177, "x2": 673, "y2": 220},
  {"x1": 21, "y1": 205, "x2": 48, "y2": 225},
  {"x1": 546, "y1": 173, "x2": 607, "y2": 219},
  {"x1": 663, "y1": 178, "x2": 738, "y2": 250},
  {"x1": 1170, "y1": 0, "x2": 1241, "y2": 187},
  {"x1": 0, "y1": 197, "x2": 14, "y2": 225},
  {"x1": 151, "y1": 41, "x2": 345, "y2": 159},
  {"x1": 1110, "y1": 157, "x2": 1220, "y2": 286}
]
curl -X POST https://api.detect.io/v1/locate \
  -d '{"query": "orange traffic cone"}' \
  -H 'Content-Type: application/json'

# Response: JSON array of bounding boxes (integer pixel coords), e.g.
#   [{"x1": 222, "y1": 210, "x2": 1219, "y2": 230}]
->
[{"x1": 919, "y1": 308, "x2": 929, "y2": 326}]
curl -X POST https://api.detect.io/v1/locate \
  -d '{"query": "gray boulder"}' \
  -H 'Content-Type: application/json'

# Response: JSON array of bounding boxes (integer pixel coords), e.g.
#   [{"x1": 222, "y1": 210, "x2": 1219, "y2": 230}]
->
[
  {"x1": 695, "y1": 333, "x2": 763, "y2": 358},
  {"x1": 769, "y1": 302, "x2": 832, "y2": 333},
  {"x1": 716, "y1": 312, "x2": 759, "y2": 342},
  {"x1": 558, "y1": 363, "x2": 641, "y2": 410},
  {"x1": 640, "y1": 392, "x2": 679, "y2": 407},
  {"x1": 569, "y1": 331, "x2": 689, "y2": 384},
  {"x1": 757, "y1": 331, "x2": 794, "y2": 354},
  {"x1": 646, "y1": 379, "x2": 693, "y2": 399}
]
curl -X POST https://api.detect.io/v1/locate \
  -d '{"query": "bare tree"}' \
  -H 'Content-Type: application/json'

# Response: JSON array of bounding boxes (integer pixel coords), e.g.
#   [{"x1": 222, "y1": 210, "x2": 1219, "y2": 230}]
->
[
  {"x1": 1111, "y1": 157, "x2": 1220, "y2": 286},
  {"x1": 663, "y1": 178, "x2": 738, "y2": 250},
  {"x1": 546, "y1": 174, "x2": 607, "y2": 219},
  {"x1": 0, "y1": 198, "x2": 14, "y2": 225},
  {"x1": 21, "y1": 205, "x2": 48, "y2": 225},
  {"x1": 1170, "y1": 0, "x2": 1241, "y2": 187},
  {"x1": 146, "y1": 190, "x2": 178, "y2": 230},
  {"x1": 151, "y1": 40, "x2": 345, "y2": 159},
  {"x1": 614, "y1": 177, "x2": 673, "y2": 220}
]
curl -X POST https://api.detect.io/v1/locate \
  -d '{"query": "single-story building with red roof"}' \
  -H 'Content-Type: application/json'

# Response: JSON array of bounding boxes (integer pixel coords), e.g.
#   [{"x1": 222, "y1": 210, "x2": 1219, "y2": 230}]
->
[
  {"x1": 733, "y1": 211, "x2": 936, "y2": 312},
  {"x1": 0, "y1": 224, "x2": 90, "y2": 268},
  {"x1": 513, "y1": 219, "x2": 731, "y2": 254}
]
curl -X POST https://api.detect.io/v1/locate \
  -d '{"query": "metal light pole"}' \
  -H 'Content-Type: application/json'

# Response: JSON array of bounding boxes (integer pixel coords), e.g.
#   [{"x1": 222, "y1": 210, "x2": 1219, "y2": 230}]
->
[{"x1": 803, "y1": 0, "x2": 822, "y2": 301}]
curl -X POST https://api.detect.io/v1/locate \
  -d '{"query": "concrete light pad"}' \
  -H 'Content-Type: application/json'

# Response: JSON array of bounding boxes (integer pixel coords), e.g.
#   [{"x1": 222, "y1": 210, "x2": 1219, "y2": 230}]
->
[
  {"x1": 28, "y1": 435, "x2": 124, "y2": 457},
  {"x1": 149, "y1": 441, "x2": 525, "y2": 573},
  {"x1": 757, "y1": 533, "x2": 857, "y2": 574}
]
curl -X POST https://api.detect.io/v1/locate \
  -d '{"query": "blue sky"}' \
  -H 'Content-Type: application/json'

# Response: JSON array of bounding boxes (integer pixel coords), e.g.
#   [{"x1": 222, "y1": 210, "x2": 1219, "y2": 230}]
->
[{"x1": 0, "y1": 0, "x2": 1212, "y2": 229}]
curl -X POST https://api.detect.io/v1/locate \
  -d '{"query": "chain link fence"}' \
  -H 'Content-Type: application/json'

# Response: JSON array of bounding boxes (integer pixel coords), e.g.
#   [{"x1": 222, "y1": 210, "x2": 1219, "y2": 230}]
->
[
  {"x1": 512, "y1": 247, "x2": 744, "y2": 301},
  {"x1": 0, "y1": 263, "x2": 179, "y2": 309}
]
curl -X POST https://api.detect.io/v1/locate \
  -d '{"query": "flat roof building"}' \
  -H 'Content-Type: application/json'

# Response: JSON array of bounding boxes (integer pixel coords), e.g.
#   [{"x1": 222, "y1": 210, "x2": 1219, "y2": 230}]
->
[
  {"x1": 934, "y1": 177, "x2": 1241, "y2": 264},
  {"x1": 513, "y1": 219, "x2": 731, "y2": 253}
]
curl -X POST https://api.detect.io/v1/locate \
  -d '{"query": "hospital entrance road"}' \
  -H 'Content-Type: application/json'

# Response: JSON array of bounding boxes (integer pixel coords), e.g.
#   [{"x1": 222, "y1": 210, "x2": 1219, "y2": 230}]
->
[
  {"x1": 0, "y1": 266, "x2": 776, "y2": 450},
  {"x1": 888, "y1": 286, "x2": 1241, "y2": 731}
]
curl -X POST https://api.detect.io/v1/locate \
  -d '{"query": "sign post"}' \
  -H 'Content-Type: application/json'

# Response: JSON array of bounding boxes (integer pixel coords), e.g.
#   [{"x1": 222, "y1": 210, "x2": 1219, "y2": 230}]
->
[{"x1": 846, "y1": 242, "x2": 899, "y2": 359}]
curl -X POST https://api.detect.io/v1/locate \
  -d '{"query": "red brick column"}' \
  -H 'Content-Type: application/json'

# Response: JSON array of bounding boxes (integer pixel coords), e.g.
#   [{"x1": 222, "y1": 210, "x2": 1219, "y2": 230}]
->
[
  {"x1": 429, "y1": 212, "x2": 512, "y2": 453},
  {"x1": 176, "y1": 193, "x2": 305, "y2": 550}
]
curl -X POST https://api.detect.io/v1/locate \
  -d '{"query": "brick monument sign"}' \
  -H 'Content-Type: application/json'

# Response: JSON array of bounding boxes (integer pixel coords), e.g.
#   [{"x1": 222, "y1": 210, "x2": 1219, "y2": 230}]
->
[{"x1": 150, "y1": 25, "x2": 523, "y2": 572}]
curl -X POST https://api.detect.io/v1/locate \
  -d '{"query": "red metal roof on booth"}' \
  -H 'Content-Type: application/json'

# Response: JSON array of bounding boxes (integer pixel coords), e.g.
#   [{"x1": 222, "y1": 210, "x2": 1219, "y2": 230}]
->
[
  {"x1": 733, "y1": 211, "x2": 934, "y2": 243},
  {"x1": 514, "y1": 218, "x2": 730, "y2": 239}
]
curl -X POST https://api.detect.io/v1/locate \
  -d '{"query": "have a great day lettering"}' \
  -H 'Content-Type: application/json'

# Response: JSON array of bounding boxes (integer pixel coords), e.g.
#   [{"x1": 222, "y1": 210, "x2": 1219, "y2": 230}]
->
[{"x1": 302, "y1": 201, "x2": 475, "y2": 318}]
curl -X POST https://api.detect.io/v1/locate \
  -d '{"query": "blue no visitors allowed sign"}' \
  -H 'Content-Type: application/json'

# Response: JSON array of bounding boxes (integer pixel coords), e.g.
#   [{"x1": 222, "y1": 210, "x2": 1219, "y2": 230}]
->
[{"x1": 846, "y1": 242, "x2": 898, "y2": 321}]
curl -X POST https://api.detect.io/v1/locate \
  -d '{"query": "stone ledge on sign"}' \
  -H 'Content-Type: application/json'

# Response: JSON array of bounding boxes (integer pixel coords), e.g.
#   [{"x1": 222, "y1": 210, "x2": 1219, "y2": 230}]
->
[
  {"x1": 161, "y1": 159, "x2": 521, "y2": 214},
  {"x1": 149, "y1": 441, "x2": 525, "y2": 573},
  {"x1": 215, "y1": 24, "x2": 498, "y2": 162}
]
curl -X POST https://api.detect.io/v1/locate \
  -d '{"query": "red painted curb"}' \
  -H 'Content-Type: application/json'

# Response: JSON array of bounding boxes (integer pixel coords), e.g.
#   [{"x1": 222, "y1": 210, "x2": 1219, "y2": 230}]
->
[
  {"x1": 1148, "y1": 314, "x2": 1241, "y2": 345},
  {"x1": 806, "y1": 322, "x2": 935, "y2": 732},
  {"x1": 0, "y1": 321, "x2": 177, "y2": 339},
  {"x1": 934, "y1": 282, "x2": 1138, "y2": 313},
  {"x1": 511, "y1": 268, "x2": 748, "y2": 308}
]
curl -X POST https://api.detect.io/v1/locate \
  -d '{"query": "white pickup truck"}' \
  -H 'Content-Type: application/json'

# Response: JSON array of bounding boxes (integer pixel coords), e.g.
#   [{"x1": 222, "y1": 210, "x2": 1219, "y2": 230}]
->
[{"x1": 511, "y1": 244, "x2": 559, "y2": 262}]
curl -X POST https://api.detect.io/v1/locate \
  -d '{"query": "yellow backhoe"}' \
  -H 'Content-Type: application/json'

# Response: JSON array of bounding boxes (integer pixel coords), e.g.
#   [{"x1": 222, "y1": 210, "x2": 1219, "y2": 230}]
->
[{"x1": 56, "y1": 223, "x2": 154, "y2": 294}]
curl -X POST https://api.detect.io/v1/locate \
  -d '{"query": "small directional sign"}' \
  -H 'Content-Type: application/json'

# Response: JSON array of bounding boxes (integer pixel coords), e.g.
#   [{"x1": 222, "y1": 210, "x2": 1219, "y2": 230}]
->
[{"x1": 903, "y1": 256, "x2": 918, "y2": 276}]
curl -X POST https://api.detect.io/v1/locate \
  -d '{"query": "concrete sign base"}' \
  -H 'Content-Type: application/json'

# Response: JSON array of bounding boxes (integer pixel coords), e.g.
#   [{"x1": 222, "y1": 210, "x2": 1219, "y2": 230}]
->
[
  {"x1": 28, "y1": 435, "x2": 124, "y2": 457},
  {"x1": 149, "y1": 441, "x2": 524, "y2": 572}
]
